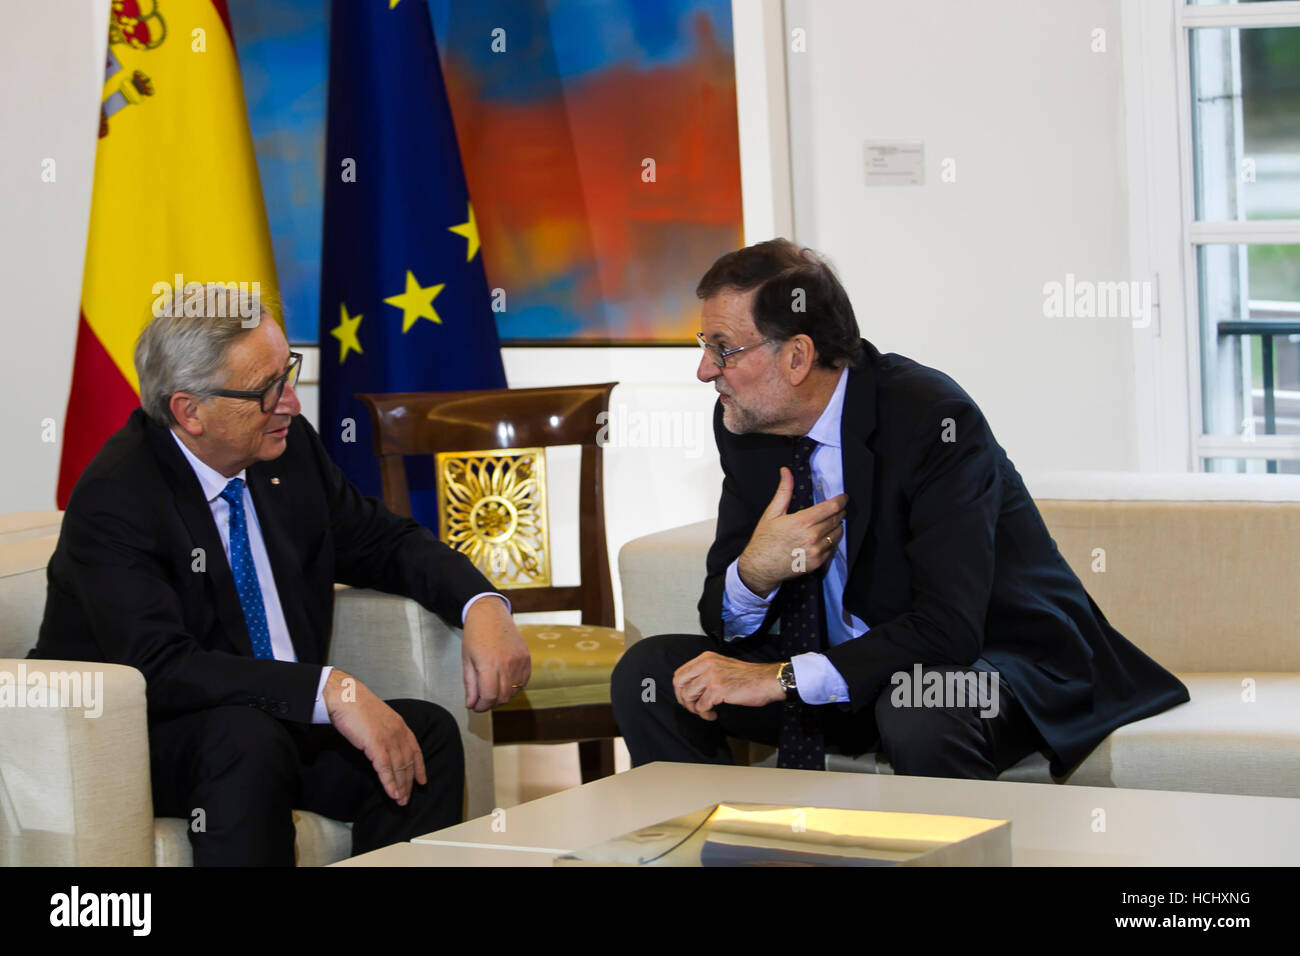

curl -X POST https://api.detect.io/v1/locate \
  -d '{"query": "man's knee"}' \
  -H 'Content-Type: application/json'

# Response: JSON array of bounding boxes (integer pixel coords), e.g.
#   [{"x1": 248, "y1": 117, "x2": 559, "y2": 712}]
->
[
  {"x1": 611, "y1": 634, "x2": 703, "y2": 711},
  {"x1": 873, "y1": 686, "x2": 973, "y2": 754},
  {"x1": 386, "y1": 699, "x2": 463, "y2": 760},
  {"x1": 611, "y1": 638, "x2": 658, "y2": 710},
  {"x1": 191, "y1": 706, "x2": 298, "y2": 781}
]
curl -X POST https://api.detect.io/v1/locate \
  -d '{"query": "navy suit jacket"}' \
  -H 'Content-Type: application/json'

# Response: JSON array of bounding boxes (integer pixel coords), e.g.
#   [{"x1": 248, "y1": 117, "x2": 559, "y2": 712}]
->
[
  {"x1": 699, "y1": 339, "x2": 1189, "y2": 776},
  {"x1": 33, "y1": 409, "x2": 496, "y2": 724}
]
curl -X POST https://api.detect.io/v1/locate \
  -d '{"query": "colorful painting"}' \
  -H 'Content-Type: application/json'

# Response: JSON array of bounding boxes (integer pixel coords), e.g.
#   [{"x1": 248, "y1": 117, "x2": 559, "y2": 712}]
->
[
  {"x1": 430, "y1": 0, "x2": 744, "y2": 343},
  {"x1": 227, "y1": 0, "x2": 328, "y2": 344},
  {"x1": 229, "y1": 0, "x2": 743, "y2": 345}
]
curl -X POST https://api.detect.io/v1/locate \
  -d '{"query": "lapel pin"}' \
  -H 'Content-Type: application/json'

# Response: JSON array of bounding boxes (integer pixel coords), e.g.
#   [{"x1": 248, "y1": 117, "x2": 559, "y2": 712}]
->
[{"x1": 270, "y1": 477, "x2": 281, "y2": 485}]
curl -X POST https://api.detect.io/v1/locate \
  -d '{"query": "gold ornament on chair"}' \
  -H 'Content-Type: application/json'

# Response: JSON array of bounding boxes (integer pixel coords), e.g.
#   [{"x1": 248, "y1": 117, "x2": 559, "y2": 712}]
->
[{"x1": 436, "y1": 448, "x2": 551, "y2": 589}]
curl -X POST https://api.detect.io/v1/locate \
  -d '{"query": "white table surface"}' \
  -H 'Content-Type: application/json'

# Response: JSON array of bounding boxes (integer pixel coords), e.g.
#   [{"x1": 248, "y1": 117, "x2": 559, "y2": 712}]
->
[{"x1": 334, "y1": 761, "x2": 1300, "y2": 867}]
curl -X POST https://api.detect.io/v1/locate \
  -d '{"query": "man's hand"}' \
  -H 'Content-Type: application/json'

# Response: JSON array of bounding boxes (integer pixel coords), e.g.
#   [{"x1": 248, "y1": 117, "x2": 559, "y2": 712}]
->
[
  {"x1": 673, "y1": 651, "x2": 787, "y2": 720},
  {"x1": 323, "y1": 668, "x2": 426, "y2": 805},
  {"x1": 736, "y1": 466, "x2": 848, "y2": 594},
  {"x1": 462, "y1": 596, "x2": 531, "y2": 712}
]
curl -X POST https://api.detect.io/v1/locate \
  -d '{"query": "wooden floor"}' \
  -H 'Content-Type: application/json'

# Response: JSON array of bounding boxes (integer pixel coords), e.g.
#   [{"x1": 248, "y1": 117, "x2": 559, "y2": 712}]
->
[{"x1": 493, "y1": 739, "x2": 631, "y2": 808}]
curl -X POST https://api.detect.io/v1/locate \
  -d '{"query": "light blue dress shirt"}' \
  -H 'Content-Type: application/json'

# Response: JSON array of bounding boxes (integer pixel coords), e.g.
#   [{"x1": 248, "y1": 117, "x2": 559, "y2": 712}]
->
[
  {"x1": 172, "y1": 431, "x2": 506, "y2": 723},
  {"x1": 720, "y1": 368, "x2": 867, "y2": 705}
]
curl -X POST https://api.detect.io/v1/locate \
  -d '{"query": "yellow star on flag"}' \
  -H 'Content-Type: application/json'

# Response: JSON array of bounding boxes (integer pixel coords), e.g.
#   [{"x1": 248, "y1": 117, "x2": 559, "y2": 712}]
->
[
  {"x1": 330, "y1": 303, "x2": 364, "y2": 364},
  {"x1": 448, "y1": 203, "x2": 481, "y2": 262},
  {"x1": 384, "y1": 270, "x2": 445, "y2": 332},
  {"x1": 389, "y1": 0, "x2": 402, "y2": 9}
]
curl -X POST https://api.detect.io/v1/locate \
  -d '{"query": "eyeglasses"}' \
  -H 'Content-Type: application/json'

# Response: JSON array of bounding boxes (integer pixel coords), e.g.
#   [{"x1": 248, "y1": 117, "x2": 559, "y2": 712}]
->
[
  {"x1": 211, "y1": 352, "x2": 303, "y2": 412},
  {"x1": 696, "y1": 332, "x2": 773, "y2": 369}
]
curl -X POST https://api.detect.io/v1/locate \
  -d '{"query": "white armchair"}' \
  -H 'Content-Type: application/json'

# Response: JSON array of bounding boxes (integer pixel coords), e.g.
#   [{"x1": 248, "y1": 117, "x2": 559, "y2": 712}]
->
[{"x1": 0, "y1": 517, "x2": 493, "y2": 866}]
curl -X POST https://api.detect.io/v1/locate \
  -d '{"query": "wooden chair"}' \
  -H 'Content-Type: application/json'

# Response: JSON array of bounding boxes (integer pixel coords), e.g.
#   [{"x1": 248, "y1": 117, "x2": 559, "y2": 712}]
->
[{"x1": 358, "y1": 384, "x2": 623, "y2": 782}]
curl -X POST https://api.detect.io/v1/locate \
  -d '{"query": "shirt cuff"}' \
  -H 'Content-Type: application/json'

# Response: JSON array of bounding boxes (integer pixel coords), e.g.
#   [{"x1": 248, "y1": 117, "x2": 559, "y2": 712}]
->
[
  {"x1": 462, "y1": 592, "x2": 512, "y2": 625},
  {"x1": 721, "y1": 559, "x2": 779, "y2": 641},
  {"x1": 789, "y1": 652, "x2": 850, "y2": 706},
  {"x1": 312, "y1": 665, "x2": 334, "y2": 724}
]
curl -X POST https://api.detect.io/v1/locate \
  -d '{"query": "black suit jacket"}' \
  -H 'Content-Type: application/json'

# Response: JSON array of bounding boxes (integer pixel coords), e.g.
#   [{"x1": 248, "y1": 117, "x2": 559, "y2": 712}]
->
[
  {"x1": 32, "y1": 409, "x2": 498, "y2": 724},
  {"x1": 699, "y1": 339, "x2": 1189, "y2": 776}
]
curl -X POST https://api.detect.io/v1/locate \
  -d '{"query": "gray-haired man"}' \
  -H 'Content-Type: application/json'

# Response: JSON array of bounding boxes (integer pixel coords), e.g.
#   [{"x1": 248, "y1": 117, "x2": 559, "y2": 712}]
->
[{"x1": 33, "y1": 288, "x2": 530, "y2": 865}]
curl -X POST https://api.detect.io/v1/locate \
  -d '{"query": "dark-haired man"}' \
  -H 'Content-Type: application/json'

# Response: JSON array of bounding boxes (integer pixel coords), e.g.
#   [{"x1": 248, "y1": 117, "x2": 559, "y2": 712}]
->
[{"x1": 611, "y1": 239, "x2": 1188, "y2": 779}]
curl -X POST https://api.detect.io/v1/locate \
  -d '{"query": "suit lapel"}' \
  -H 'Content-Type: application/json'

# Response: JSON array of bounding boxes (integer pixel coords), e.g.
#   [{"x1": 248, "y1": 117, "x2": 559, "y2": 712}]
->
[
  {"x1": 145, "y1": 418, "x2": 256, "y2": 657},
  {"x1": 246, "y1": 466, "x2": 319, "y2": 664},
  {"x1": 841, "y1": 343, "x2": 879, "y2": 576}
]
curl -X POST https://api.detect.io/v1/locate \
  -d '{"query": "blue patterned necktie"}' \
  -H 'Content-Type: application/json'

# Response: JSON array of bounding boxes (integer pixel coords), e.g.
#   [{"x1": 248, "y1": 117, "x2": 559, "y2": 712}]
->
[
  {"x1": 219, "y1": 478, "x2": 274, "y2": 659},
  {"x1": 776, "y1": 436, "x2": 827, "y2": 770}
]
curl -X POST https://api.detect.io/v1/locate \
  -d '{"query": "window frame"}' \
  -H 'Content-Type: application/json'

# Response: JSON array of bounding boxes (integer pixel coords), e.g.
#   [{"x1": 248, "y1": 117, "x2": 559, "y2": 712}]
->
[{"x1": 1123, "y1": 0, "x2": 1300, "y2": 471}]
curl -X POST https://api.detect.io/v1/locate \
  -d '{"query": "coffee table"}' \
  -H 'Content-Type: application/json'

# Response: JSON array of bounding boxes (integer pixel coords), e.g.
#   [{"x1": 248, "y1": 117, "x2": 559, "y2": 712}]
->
[{"x1": 333, "y1": 761, "x2": 1300, "y2": 866}]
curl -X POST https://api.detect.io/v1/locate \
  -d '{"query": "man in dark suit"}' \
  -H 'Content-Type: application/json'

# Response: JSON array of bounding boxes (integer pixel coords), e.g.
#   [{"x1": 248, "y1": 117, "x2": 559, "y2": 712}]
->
[
  {"x1": 33, "y1": 288, "x2": 530, "y2": 864},
  {"x1": 612, "y1": 239, "x2": 1189, "y2": 778}
]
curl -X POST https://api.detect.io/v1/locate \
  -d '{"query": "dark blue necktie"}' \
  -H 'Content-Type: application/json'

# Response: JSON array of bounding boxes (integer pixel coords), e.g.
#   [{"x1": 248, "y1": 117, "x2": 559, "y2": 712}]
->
[
  {"x1": 219, "y1": 478, "x2": 274, "y2": 659},
  {"x1": 777, "y1": 436, "x2": 827, "y2": 770}
]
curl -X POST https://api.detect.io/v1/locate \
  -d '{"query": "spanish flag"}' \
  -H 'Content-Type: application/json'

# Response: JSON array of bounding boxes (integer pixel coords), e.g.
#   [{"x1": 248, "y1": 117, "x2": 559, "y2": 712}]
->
[{"x1": 57, "y1": 0, "x2": 279, "y2": 506}]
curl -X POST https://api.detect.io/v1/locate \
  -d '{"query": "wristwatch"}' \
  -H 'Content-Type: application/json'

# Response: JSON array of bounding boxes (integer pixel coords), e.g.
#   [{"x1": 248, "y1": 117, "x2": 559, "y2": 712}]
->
[{"x1": 777, "y1": 660, "x2": 797, "y2": 696}]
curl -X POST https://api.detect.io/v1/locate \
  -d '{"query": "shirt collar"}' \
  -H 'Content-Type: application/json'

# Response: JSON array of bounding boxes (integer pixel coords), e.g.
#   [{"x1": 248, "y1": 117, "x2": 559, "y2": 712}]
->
[
  {"x1": 806, "y1": 366, "x2": 850, "y2": 449},
  {"x1": 170, "y1": 429, "x2": 247, "y2": 503}
]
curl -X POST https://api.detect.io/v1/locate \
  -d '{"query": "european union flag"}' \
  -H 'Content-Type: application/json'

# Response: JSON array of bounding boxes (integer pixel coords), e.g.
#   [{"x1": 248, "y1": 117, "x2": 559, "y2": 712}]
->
[{"x1": 319, "y1": 0, "x2": 506, "y2": 531}]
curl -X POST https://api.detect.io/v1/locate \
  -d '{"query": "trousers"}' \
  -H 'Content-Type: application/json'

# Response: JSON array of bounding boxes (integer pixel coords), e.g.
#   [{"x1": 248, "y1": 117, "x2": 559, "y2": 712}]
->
[
  {"x1": 147, "y1": 698, "x2": 464, "y2": 865},
  {"x1": 611, "y1": 633, "x2": 1045, "y2": 778}
]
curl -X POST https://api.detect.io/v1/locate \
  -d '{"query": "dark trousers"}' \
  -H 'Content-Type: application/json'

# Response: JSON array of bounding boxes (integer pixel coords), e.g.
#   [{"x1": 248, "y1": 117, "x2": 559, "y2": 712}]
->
[
  {"x1": 148, "y1": 698, "x2": 464, "y2": 866},
  {"x1": 612, "y1": 634, "x2": 1044, "y2": 779}
]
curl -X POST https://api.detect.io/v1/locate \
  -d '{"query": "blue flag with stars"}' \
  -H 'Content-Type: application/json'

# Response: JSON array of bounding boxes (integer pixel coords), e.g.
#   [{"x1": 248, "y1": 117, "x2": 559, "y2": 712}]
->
[{"x1": 319, "y1": 0, "x2": 506, "y2": 531}]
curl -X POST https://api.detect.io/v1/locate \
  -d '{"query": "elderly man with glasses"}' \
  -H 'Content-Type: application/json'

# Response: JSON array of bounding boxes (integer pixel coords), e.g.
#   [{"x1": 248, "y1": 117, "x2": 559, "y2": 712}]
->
[
  {"x1": 612, "y1": 240, "x2": 1188, "y2": 782},
  {"x1": 32, "y1": 286, "x2": 530, "y2": 866}
]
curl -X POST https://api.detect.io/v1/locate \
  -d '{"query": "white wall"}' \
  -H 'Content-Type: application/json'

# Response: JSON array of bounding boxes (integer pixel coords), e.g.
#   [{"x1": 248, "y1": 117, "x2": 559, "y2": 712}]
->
[
  {"x1": 0, "y1": 0, "x2": 110, "y2": 515},
  {"x1": 785, "y1": 0, "x2": 1140, "y2": 474}
]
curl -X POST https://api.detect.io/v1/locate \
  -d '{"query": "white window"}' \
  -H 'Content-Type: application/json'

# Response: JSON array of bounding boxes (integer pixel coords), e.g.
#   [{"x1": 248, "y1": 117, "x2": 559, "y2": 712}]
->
[{"x1": 1127, "y1": 0, "x2": 1300, "y2": 474}]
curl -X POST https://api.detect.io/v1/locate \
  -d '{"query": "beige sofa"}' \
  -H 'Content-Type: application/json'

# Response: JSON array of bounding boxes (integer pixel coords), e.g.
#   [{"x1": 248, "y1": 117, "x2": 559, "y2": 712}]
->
[
  {"x1": 619, "y1": 472, "x2": 1300, "y2": 799},
  {"x1": 0, "y1": 511, "x2": 493, "y2": 866}
]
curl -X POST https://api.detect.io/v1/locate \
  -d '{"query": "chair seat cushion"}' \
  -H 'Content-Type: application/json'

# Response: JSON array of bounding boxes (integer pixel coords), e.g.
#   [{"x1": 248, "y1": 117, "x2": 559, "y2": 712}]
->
[
  {"x1": 498, "y1": 624, "x2": 625, "y2": 711},
  {"x1": 824, "y1": 673, "x2": 1300, "y2": 799},
  {"x1": 1063, "y1": 672, "x2": 1300, "y2": 797},
  {"x1": 154, "y1": 811, "x2": 353, "y2": 866}
]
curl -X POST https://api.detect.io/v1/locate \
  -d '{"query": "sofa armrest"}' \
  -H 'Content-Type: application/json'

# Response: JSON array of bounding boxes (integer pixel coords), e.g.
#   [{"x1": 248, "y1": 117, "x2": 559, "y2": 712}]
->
[
  {"x1": 618, "y1": 519, "x2": 714, "y2": 647},
  {"x1": 328, "y1": 588, "x2": 494, "y2": 820},
  {"x1": 0, "y1": 659, "x2": 154, "y2": 865}
]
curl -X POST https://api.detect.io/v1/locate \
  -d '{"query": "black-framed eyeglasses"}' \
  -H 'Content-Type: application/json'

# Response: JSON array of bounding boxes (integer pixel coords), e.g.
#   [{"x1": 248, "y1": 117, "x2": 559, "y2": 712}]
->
[
  {"x1": 211, "y1": 352, "x2": 303, "y2": 412},
  {"x1": 696, "y1": 331, "x2": 773, "y2": 369}
]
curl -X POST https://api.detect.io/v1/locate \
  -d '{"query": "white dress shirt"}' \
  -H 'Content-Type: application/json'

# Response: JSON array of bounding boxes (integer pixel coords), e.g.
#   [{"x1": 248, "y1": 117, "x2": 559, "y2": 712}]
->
[
  {"x1": 720, "y1": 367, "x2": 867, "y2": 705},
  {"x1": 171, "y1": 431, "x2": 508, "y2": 723}
]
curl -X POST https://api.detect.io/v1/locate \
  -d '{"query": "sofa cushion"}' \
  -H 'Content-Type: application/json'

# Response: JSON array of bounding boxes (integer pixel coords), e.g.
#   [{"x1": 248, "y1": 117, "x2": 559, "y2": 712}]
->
[
  {"x1": 1063, "y1": 673, "x2": 1300, "y2": 797},
  {"x1": 823, "y1": 673, "x2": 1299, "y2": 799},
  {"x1": 1026, "y1": 472, "x2": 1300, "y2": 674},
  {"x1": 0, "y1": 511, "x2": 63, "y2": 545}
]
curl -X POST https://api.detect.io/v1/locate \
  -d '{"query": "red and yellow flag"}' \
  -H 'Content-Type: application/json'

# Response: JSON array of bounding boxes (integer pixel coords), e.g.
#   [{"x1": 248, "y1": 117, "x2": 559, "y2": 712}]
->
[{"x1": 57, "y1": 0, "x2": 278, "y2": 506}]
